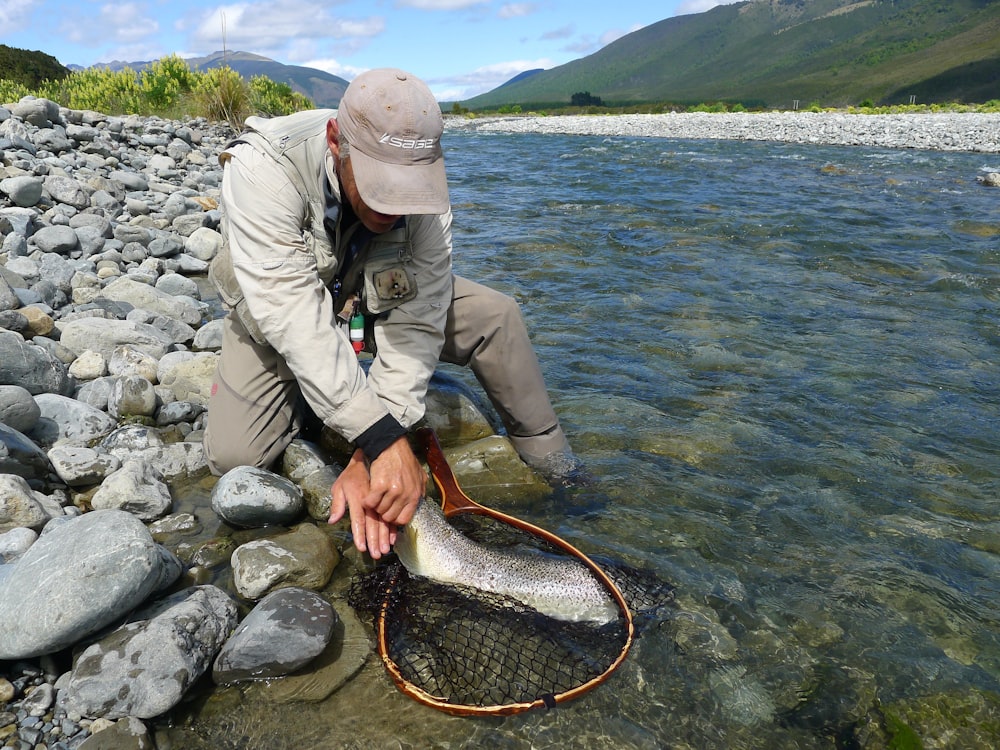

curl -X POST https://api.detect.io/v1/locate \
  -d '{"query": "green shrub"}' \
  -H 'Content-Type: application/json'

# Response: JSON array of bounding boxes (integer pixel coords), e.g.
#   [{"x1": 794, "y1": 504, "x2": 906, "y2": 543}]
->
[
  {"x1": 193, "y1": 66, "x2": 253, "y2": 129},
  {"x1": 140, "y1": 54, "x2": 198, "y2": 115},
  {"x1": 1, "y1": 55, "x2": 316, "y2": 126},
  {"x1": 248, "y1": 75, "x2": 312, "y2": 117},
  {"x1": 0, "y1": 79, "x2": 31, "y2": 104},
  {"x1": 36, "y1": 66, "x2": 143, "y2": 114}
]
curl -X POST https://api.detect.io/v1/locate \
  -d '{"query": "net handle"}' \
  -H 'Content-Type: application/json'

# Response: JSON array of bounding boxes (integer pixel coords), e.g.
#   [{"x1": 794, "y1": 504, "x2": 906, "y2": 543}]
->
[{"x1": 383, "y1": 426, "x2": 636, "y2": 716}]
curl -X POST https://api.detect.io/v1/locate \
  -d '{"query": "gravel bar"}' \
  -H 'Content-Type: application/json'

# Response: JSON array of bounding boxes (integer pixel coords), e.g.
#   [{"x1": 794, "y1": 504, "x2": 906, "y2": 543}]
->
[{"x1": 444, "y1": 112, "x2": 1000, "y2": 153}]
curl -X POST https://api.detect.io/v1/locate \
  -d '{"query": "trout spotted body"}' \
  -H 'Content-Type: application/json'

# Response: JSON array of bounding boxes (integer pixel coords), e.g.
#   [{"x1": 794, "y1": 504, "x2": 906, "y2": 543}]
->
[{"x1": 393, "y1": 498, "x2": 617, "y2": 625}]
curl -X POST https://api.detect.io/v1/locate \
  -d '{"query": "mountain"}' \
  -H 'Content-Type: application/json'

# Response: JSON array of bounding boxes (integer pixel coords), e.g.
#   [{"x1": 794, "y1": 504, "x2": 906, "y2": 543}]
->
[
  {"x1": 186, "y1": 51, "x2": 348, "y2": 109},
  {"x1": 79, "y1": 51, "x2": 348, "y2": 109},
  {"x1": 462, "y1": 0, "x2": 1000, "y2": 109}
]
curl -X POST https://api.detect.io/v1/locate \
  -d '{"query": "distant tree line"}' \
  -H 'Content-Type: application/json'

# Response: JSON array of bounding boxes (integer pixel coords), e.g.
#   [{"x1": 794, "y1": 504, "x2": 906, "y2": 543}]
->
[
  {"x1": 0, "y1": 44, "x2": 70, "y2": 88},
  {"x1": 570, "y1": 91, "x2": 603, "y2": 107}
]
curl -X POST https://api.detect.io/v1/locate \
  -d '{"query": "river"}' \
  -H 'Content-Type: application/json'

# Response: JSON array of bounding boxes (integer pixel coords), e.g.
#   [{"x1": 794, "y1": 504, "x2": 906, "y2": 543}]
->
[{"x1": 159, "y1": 131, "x2": 1000, "y2": 749}]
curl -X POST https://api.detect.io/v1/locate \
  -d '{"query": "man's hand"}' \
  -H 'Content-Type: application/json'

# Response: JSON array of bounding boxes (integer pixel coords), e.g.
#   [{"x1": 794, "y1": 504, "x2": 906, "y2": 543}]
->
[{"x1": 328, "y1": 437, "x2": 425, "y2": 558}]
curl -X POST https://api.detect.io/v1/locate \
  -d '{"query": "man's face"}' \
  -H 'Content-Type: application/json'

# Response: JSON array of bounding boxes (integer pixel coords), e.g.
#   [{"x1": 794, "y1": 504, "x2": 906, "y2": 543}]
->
[
  {"x1": 339, "y1": 155, "x2": 402, "y2": 234},
  {"x1": 327, "y1": 118, "x2": 401, "y2": 234}
]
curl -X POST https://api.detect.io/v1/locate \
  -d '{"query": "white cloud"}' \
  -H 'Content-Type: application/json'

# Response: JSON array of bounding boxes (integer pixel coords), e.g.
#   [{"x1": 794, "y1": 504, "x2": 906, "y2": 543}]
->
[
  {"x1": 433, "y1": 57, "x2": 554, "y2": 99},
  {"x1": 302, "y1": 57, "x2": 368, "y2": 80},
  {"x1": 55, "y1": 2, "x2": 162, "y2": 60},
  {"x1": 0, "y1": 0, "x2": 37, "y2": 32},
  {"x1": 101, "y1": 3, "x2": 160, "y2": 44},
  {"x1": 191, "y1": 2, "x2": 384, "y2": 51},
  {"x1": 497, "y1": 3, "x2": 536, "y2": 19},
  {"x1": 540, "y1": 25, "x2": 574, "y2": 41}
]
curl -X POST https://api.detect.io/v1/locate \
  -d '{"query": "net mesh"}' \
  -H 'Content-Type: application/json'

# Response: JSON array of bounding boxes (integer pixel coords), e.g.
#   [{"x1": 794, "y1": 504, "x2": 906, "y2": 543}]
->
[{"x1": 348, "y1": 512, "x2": 674, "y2": 710}]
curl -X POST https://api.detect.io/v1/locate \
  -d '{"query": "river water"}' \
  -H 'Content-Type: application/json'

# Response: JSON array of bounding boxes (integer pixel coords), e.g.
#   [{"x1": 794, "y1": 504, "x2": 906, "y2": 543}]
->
[{"x1": 162, "y1": 132, "x2": 1000, "y2": 748}]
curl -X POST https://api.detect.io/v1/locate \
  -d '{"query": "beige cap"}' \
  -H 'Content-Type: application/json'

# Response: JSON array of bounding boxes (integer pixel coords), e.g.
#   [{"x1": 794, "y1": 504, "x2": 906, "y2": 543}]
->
[{"x1": 337, "y1": 68, "x2": 449, "y2": 215}]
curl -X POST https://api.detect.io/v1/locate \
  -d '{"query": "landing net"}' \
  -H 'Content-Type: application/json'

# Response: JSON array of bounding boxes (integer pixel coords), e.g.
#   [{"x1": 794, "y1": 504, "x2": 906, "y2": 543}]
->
[{"x1": 348, "y1": 513, "x2": 633, "y2": 714}]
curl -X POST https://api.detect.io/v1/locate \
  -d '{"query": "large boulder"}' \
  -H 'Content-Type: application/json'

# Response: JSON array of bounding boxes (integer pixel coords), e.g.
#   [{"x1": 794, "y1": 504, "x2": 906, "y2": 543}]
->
[
  {"x1": 62, "y1": 585, "x2": 238, "y2": 719},
  {"x1": 0, "y1": 510, "x2": 178, "y2": 659}
]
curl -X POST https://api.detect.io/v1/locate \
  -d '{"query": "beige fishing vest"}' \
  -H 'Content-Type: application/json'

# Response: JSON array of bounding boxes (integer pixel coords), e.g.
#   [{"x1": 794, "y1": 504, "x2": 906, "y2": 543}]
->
[{"x1": 209, "y1": 108, "x2": 413, "y2": 345}]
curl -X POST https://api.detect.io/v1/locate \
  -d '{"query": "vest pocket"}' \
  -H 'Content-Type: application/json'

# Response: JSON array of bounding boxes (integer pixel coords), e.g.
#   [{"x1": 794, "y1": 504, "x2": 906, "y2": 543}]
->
[{"x1": 362, "y1": 240, "x2": 417, "y2": 315}]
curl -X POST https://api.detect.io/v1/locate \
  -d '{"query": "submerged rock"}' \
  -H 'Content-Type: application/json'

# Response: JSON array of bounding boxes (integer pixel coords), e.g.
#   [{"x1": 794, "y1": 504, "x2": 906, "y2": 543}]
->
[
  {"x1": 230, "y1": 522, "x2": 339, "y2": 600},
  {"x1": 213, "y1": 587, "x2": 336, "y2": 684}
]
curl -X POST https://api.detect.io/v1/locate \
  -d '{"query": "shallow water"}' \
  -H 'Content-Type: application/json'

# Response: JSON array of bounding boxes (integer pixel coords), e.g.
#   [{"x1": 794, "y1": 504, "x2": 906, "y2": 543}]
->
[{"x1": 162, "y1": 133, "x2": 1000, "y2": 748}]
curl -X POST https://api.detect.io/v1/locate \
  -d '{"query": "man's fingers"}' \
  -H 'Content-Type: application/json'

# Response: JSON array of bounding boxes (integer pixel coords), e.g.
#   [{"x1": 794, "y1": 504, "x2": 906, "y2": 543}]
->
[
  {"x1": 327, "y1": 485, "x2": 346, "y2": 525},
  {"x1": 365, "y1": 513, "x2": 395, "y2": 559}
]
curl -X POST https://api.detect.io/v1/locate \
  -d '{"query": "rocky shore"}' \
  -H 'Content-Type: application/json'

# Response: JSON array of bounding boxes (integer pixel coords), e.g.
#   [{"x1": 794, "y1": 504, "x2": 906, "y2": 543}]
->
[
  {"x1": 445, "y1": 110, "x2": 1000, "y2": 153},
  {"x1": 2, "y1": 98, "x2": 999, "y2": 748},
  {"x1": 0, "y1": 97, "x2": 545, "y2": 749}
]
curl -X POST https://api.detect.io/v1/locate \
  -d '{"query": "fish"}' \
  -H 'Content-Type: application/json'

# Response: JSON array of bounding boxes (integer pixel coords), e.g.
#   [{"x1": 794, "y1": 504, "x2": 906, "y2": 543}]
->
[{"x1": 393, "y1": 498, "x2": 618, "y2": 625}]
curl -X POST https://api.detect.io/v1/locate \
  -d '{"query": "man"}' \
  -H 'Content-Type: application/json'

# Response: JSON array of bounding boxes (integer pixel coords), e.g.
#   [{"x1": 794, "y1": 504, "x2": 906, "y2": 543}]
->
[{"x1": 203, "y1": 68, "x2": 583, "y2": 560}]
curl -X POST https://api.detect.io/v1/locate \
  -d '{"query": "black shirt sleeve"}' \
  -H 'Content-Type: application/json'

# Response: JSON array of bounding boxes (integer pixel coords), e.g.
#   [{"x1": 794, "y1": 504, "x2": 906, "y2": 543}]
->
[{"x1": 354, "y1": 414, "x2": 408, "y2": 462}]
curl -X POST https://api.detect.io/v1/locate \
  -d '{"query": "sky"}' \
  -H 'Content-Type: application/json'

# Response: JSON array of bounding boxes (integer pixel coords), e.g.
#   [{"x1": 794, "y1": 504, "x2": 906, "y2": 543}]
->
[{"x1": 0, "y1": 0, "x2": 741, "y2": 101}]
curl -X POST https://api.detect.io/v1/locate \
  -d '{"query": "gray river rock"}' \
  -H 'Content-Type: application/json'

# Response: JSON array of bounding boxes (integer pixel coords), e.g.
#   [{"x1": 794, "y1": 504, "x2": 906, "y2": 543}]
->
[
  {"x1": 213, "y1": 587, "x2": 337, "y2": 684},
  {"x1": 0, "y1": 509, "x2": 175, "y2": 659},
  {"x1": 211, "y1": 464, "x2": 305, "y2": 528},
  {"x1": 62, "y1": 585, "x2": 239, "y2": 720}
]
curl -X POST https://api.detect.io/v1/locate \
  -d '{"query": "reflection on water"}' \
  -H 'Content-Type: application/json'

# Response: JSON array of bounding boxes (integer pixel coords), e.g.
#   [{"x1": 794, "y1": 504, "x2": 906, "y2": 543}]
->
[{"x1": 160, "y1": 133, "x2": 1000, "y2": 748}]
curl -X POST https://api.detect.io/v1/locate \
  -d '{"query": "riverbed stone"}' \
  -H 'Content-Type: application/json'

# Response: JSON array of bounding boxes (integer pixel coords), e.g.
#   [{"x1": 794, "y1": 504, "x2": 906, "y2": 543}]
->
[
  {"x1": 0, "y1": 473, "x2": 51, "y2": 533},
  {"x1": 0, "y1": 331, "x2": 75, "y2": 396},
  {"x1": 212, "y1": 587, "x2": 336, "y2": 684},
  {"x1": 28, "y1": 393, "x2": 118, "y2": 448},
  {"x1": 75, "y1": 375, "x2": 115, "y2": 410},
  {"x1": 156, "y1": 351, "x2": 217, "y2": 404},
  {"x1": 12, "y1": 97, "x2": 60, "y2": 128},
  {"x1": 0, "y1": 274, "x2": 18, "y2": 312},
  {"x1": 47, "y1": 445, "x2": 122, "y2": 487},
  {"x1": 191, "y1": 317, "x2": 224, "y2": 350},
  {"x1": 0, "y1": 526, "x2": 38, "y2": 562},
  {"x1": 100, "y1": 276, "x2": 203, "y2": 327},
  {"x1": 98, "y1": 424, "x2": 208, "y2": 482},
  {"x1": 230, "y1": 523, "x2": 338, "y2": 600},
  {"x1": 0, "y1": 509, "x2": 171, "y2": 659},
  {"x1": 61, "y1": 585, "x2": 238, "y2": 720},
  {"x1": 68, "y1": 349, "x2": 108, "y2": 380},
  {"x1": 252, "y1": 599, "x2": 371, "y2": 704},
  {"x1": 0, "y1": 384, "x2": 41, "y2": 433},
  {"x1": 89, "y1": 459, "x2": 172, "y2": 521},
  {"x1": 0, "y1": 175, "x2": 43, "y2": 207},
  {"x1": 107, "y1": 374, "x2": 159, "y2": 419},
  {"x1": 0, "y1": 423, "x2": 52, "y2": 481},
  {"x1": 211, "y1": 465, "x2": 305, "y2": 528},
  {"x1": 58, "y1": 317, "x2": 176, "y2": 361},
  {"x1": 77, "y1": 716, "x2": 155, "y2": 750},
  {"x1": 31, "y1": 224, "x2": 80, "y2": 254},
  {"x1": 17, "y1": 305, "x2": 55, "y2": 338},
  {"x1": 108, "y1": 345, "x2": 160, "y2": 382}
]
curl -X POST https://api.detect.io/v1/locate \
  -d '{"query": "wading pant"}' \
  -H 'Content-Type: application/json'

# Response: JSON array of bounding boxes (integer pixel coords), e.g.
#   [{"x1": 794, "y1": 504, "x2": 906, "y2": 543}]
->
[{"x1": 203, "y1": 275, "x2": 569, "y2": 475}]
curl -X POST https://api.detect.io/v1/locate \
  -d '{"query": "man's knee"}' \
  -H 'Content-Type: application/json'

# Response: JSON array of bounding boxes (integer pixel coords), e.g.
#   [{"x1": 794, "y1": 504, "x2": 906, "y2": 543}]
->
[{"x1": 203, "y1": 423, "x2": 287, "y2": 476}]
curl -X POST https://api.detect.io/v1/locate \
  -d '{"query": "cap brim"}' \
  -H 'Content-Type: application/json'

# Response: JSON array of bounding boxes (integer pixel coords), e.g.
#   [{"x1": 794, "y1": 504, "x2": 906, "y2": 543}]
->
[{"x1": 350, "y1": 148, "x2": 450, "y2": 216}]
